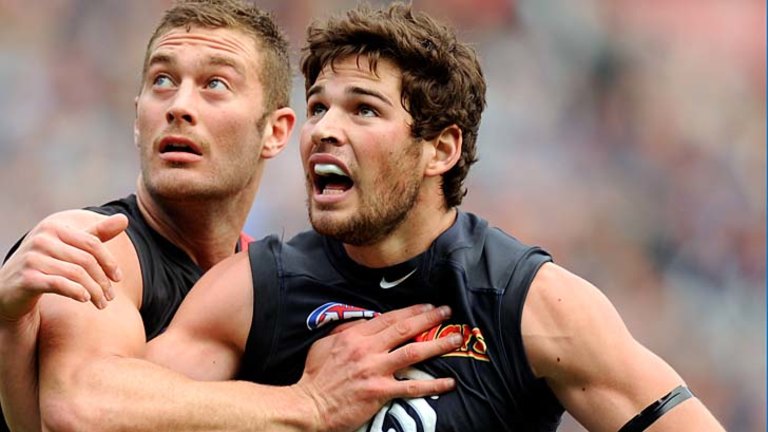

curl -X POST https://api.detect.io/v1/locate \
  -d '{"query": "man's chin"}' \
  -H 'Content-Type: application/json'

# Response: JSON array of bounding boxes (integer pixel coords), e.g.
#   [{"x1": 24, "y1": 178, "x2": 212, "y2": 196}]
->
[
  {"x1": 310, "y1": 215, "x2": 388, "y2": 247},
  {"x1": 146, "y1": 182, "x2": 223, "y2": 202}
]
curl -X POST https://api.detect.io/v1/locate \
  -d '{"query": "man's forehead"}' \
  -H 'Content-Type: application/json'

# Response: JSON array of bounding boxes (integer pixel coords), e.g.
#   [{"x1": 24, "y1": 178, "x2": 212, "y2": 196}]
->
[{"x1": 150, "y1": 25, "x2": 260, "y2": 62}]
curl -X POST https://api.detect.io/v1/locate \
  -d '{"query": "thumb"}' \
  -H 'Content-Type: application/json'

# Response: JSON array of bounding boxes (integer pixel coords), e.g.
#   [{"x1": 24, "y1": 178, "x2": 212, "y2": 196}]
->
[{"x1": 87, "y1": 214, "x2": 129, "y2": 242}]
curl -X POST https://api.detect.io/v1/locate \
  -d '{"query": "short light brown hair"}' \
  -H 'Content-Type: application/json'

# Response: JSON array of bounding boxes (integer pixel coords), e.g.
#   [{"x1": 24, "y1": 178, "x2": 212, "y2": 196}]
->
[
  {"x1": 300, "y1": 3, "x2": 486, "y2": 207},
  {"x1": 143, "y1": 0, "x2": 291, "y2": 113}
]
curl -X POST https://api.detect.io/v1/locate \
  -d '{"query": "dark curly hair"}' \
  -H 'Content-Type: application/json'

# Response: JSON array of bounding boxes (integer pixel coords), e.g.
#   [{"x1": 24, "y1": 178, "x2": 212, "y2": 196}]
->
[
  {"x1": 300, "y1": 3, "x2": 486, "y2": 207},
  {"x1": 143, "y1": 0, "x2": 291, "y2": 113}
]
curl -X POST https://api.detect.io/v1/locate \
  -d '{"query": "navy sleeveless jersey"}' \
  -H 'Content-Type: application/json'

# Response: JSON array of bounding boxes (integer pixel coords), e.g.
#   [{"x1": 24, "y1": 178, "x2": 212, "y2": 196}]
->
[{"x1": 239, "y1": 211, "x2": 564, "y2": 431}]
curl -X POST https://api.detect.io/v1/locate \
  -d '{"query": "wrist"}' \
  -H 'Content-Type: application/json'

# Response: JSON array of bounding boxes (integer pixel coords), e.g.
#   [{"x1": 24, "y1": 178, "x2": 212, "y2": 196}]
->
[
  {"x1": 0, "y1": 307, "x2": 39, "y2": 363},
  {"x1": 0, "y1": 306, "x2": 40, "y2": 333},
  {"x1": 286, "y1": 383, "x2": 326, "y2": 432}
]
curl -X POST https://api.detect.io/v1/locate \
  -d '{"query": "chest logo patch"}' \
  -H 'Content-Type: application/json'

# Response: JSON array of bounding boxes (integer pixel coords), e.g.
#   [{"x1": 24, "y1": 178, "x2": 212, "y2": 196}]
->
[
  {"x1": 415, "y1": 324, "x2": 490, "y2": 362},
  {"x1": 306, "y1": 302, "x2": 380, "y2": 330}
]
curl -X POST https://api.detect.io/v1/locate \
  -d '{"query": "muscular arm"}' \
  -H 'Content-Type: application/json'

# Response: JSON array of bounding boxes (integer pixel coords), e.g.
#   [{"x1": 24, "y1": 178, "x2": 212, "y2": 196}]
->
[
  {"x1": 0, "y1": 212, "x2": 125, "y2": 432},
  {"x1": 43, "y1": 249, "x2": 460, "y2": 432},
  {"x1": 521, "y1": 263, "x2": 724, "y2": 432},
  {"x1": 0, "y1": 310, "x2": 41, "y2": 432}
]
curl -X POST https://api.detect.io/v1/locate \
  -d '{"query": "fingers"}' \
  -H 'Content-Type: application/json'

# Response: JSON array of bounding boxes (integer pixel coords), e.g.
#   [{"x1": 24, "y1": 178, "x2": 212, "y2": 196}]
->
[
  {"x1": 385, "y1": 332, "x2": 464, "y2": 372},
  {"x1": 351, "y1": 304, "x2": 444, "y2": 337},
  {"x1": 390, "y1": 376, "x2": 457, "y2": 399},
  {"x1": 26, "y1": 215, "x2": 125, "y2": 308},
  {"x1": 328, "y1": 304, "x2": 456, "y2": 356},
  {"x1": 88, "y1": 214, "x2": 129, "y2": 244},
  {"x1": 29, "y1": 247, "x2": 110, "y2": 308},
  {"x1": 26, "y1": 271, "x2": 93, "y2": 304},
  {"x1": 371, "y1": 304, "x2": 452, "y2": 351},
  {"x1": 83, "y1": 214, "x2": 127, "y2": 281},
  {"x1": 45, "y1": 234, "x2": 112, "y2": 307}
]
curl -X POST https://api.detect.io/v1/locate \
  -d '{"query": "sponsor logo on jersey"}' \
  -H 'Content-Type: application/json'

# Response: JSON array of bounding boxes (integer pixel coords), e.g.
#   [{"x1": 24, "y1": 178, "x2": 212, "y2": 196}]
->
[
  {"x1": 306, "y1": 302, "x2": 380, "y2": 330},
  {"x1": 359, "y1": 367, "x2": 438, "y2": 432},
  {"x1": 379, "y1": 268, "x2": 418, "y2": 289},
  {"x1": 415, "y1": 324, "x2": 490, "y2": 362}
]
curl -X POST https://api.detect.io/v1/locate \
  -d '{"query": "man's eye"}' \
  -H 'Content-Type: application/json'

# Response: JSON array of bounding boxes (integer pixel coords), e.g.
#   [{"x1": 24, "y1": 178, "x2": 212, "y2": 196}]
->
[
  {"x1": 207, "y1": 78, "x2": 228, "y2": 91},
  {"x1": 309, "y1": 103, "x2": 327, "y2": 117},
  {"x1": 153, "y1": 75, "x2": 174, "y2": 88},
  {"x1": 358, "y1": 105, "x2": 378, "y2": 117}
]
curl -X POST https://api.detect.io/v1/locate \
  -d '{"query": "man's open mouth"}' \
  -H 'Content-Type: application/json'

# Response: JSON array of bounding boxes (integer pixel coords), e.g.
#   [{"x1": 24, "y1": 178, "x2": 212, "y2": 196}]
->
[
  {"x1": 159, "y1": 137, "x2": 202, "y2": 156},
  {"x1": 313, "y1": 163, "x2": 354, "y2": 195}
]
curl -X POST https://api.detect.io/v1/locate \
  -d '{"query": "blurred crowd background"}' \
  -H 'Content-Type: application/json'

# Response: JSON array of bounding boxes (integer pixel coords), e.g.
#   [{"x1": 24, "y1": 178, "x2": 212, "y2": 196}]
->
[{"x1": 0, "y1": 0, "x2": 764, "y2": 430}]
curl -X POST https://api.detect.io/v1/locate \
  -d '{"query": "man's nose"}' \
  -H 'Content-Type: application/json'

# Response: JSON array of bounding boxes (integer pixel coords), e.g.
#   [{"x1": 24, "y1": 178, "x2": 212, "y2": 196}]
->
[
  {"x1": 311, "y1": 108, "x2": 344, "y2": 146},
  {"x1": 165, "y1": 83, "x2": 198, "y2": 126}
]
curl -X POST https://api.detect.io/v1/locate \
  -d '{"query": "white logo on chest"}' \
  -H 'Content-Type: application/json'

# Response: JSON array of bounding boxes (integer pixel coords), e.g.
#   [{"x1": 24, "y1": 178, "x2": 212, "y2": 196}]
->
[
  {"x1": 356, "y1": 368, "x2": 438, "y2": 432},
  {"x1": 379, "y1": 268, "x2": 418, "y2": 289}
]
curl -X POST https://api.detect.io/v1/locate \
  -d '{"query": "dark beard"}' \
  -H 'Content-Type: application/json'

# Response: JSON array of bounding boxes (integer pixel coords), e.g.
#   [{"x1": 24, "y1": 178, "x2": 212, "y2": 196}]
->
[
  {"x1": 308, "y1": 173, "x2": 421, "y2": 246},
  {"x1": 307, "y1": 137, "x2": 424, "y2": 246}
]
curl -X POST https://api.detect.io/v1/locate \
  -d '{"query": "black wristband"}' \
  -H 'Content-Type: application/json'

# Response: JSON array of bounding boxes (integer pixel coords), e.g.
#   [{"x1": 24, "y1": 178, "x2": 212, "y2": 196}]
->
[{"x1": 617, "y1": 385, "x2": 693, "y2": 432}]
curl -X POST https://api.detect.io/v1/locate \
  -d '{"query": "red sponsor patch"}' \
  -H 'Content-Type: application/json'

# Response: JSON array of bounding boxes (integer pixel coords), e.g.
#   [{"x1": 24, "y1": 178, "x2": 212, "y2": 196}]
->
[{"x1": 415, "y1": 324, "x2": 489, "y2": 362}]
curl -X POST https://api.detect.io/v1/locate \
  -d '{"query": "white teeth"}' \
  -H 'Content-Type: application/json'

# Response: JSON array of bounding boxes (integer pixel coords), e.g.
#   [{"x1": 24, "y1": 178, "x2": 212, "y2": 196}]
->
[
  {"x1": 321, "y1": 189, "x2": 345, "y2": 195},
  {"x1": 314, "y1": 163, "x2": 347, "y2": 177}
]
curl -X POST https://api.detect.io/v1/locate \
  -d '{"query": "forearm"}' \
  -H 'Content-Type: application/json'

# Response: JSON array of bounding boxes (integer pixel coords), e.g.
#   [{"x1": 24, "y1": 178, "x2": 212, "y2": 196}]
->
[
  {"x1": 0, "y1": 312, "x2": 42, "y2": 432},
  {"x1": 40, "y1": 356, "x2": 319, "y2": 432}
]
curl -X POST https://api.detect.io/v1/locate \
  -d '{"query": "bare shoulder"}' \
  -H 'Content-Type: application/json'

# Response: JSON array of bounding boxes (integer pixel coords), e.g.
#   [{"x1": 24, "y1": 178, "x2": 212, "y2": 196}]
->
[
  {"x1": 146, "y1": 251, "x2": 253, "y2": 380},
  {"x1": 163, "y1": 250, "x2": 253, "y2": 349},
  {"x1": 519, "y1": 264, "x2": 724, "y2": 430},
  {"x1": 521, "y1": 262, "x2": 631, "y2": 378}
]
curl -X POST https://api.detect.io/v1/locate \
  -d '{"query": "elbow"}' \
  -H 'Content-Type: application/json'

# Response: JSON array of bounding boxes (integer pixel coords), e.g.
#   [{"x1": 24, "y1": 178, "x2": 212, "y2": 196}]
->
[{"x1": 40, "y1": 387, "x2": 100, "y2": 432}]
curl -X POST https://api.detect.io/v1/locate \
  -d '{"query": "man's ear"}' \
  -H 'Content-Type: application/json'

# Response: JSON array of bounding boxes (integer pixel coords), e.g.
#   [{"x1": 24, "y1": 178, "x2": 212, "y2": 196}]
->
[
  {"x1": 261, "y1": 107, "x2": 297, "y2": 159},
  {"x1": 424, "y1": 124, "x2": 462, "y2": 177}
]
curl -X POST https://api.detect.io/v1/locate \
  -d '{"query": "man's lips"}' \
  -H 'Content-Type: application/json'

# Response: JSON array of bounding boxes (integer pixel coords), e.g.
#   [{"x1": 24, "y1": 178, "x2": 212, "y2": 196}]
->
[
  {"x1": 159, "y1": 136, "x2": 202, "y2": 156},
  {"x1": 308, "y1": 154, "x2": 354, "y2": 197},
  {"x1": 157, "y1": 136, "x2": 203, "y2": 163}
]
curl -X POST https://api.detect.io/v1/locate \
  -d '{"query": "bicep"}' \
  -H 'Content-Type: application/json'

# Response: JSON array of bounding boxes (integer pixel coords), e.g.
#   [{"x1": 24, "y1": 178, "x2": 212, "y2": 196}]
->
[
  {"x1": 146, "y1": 251, "x2": 253, "y2": 381},
  {"x1": 37, "y1": 227, "x2": 145, "y2": 380},
  {"x1": 521, "y1": 263, "x2": 687, "y2": 431},
  {"x1": 38, "y1": 289, "x2": 147, "y2": 392}
]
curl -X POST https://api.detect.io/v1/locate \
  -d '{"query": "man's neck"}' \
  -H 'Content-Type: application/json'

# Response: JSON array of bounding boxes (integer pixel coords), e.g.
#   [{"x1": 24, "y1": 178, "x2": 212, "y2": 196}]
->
[
  {"x1": 135, "y1": 187, "x2": 254, "y2": 271},
  {"x1": 343, "y1": 206, "x2": 457, "y2": 269}
]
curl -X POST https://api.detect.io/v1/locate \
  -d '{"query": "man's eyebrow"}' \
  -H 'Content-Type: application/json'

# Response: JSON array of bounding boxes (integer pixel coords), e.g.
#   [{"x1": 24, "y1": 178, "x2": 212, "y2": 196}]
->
[
  {"x1": 305, "y1": 84, "x2": 394, "y2": 107},
  {"x1": 146, "y1": 53, "x2": 245, "y2": 76},
  {"x1": 147, "y1": 53, "x2": 175, "y2": 70},
  {"x1": 348, "y1": 87, "x2": 393, "y2": 107},
  {"x1": 306, "y1": 84, "x2": 324, "y2": 100},
  {"x1": 208, "y1": 54, "x2": 246, "y2": 76}
]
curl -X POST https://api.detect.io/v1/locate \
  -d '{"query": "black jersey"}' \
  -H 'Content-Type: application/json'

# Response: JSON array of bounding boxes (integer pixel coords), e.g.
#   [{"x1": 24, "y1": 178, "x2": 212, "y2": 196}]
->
[
  {"x1": 239, "y1": 211, "x2": 564, "y2": 431},
  {"x1": 3, "y1": 194, "x2": 252, "y2": 338},
  {"x1": 85, "y1": 194, "x2": 205, "y2": 339}
]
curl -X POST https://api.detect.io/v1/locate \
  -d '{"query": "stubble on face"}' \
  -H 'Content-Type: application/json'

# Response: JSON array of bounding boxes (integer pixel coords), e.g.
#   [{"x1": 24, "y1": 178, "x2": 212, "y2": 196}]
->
[
  {"x1": 308, "y1": 138, "x2": 423, "y2": 246},
  {"x1": 135, "y1": 26, "x2": 268, "y2": 204}
]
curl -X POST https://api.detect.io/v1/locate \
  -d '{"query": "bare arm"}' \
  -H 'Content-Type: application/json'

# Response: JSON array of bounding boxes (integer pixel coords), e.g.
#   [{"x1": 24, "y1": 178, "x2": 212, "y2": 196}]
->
[
  {"x1": 147, "y1": 251, "x2": 462, "y2": 431},
  {"x1": 42, "y1": 249, "x2": 460, "y2": 432},
  {"x1": 0, "y1": 212, "x2": 125, "y2": 432},
  {"x1": 35, "y1": 235, "x2": 306, "y2": 432},
  {"x1": 521, "y1": 263, "x2": 724, "y2": 432},
  {"x1": 0, "y1": 310, "x2": 41, "y2": 432}
]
